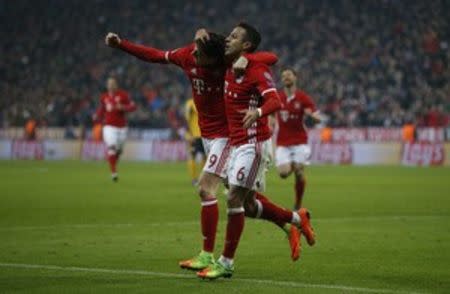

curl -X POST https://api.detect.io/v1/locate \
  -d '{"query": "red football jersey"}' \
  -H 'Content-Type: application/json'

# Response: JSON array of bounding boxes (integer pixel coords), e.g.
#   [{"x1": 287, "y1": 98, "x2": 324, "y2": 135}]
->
[
  {"x1": 165, "y1": 44, "x2": 229, "y2": 139},
  {"x1": 95, "y1": 89, "x2": 136, "y2": 128},
  {"x1": 119, "y1": 40, "x2": 279, "y2": 140},
  {"x1": 276, "y1": 90, "x2": 316, "y2": 146},
  {"x1": 224, "y1": 61, "x2": 278, "y2": 146}
]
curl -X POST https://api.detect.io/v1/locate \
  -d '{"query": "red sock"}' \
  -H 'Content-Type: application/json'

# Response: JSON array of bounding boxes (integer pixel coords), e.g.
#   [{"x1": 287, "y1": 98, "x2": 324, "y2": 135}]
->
[
  {"x1": 255, "y1": 192, "x2": 293, "y2": 225},
  {"x1": 201, "y1": 198, "x2": 219, "y2": 253},
  {"x1": 107, "y1": 153, "x2": 117, "y2": 173},
  {"x1": 222, "y1": 209, "x2": 245, "y2": 259},
  {"x1": 295, "y1": 177, "x2": 306, "y2": 209}
]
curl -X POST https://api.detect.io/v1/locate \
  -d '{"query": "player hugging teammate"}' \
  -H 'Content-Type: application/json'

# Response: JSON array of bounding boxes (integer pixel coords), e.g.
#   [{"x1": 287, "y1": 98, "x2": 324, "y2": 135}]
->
[{"x1": 105, "y1": 22, "x2": 317, "y2": 280}]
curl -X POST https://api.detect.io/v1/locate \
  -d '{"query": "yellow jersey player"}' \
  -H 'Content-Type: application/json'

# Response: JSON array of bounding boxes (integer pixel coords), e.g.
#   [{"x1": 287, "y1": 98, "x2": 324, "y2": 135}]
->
[{"x1": 185, "y1": 98, "x2": 206, "y2": 185}]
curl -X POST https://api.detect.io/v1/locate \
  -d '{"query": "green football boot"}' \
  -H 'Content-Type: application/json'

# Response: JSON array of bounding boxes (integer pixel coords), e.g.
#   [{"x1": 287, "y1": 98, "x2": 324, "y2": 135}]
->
[
  {"x1": 179, "y1": 250, "x2": 214, "y2": 270},
  {"x1": 197, "y1": 260, "x2": 234, "y2": 280}
]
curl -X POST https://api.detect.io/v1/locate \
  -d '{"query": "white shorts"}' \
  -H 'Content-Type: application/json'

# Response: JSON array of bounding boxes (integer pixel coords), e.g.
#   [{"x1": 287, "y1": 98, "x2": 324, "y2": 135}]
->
[
  {"x1": 275, "y1": 144, "x2": 311, "y2": 167},
  {"x1": 201, "y1": 137, "x2": 231, "y2": 178},
  {"x1": 227, "y1": 139, "x2": 272, "y2": 192},
  {"x1": 103, "y1": 125, "x2": 127, "y2": 150}
]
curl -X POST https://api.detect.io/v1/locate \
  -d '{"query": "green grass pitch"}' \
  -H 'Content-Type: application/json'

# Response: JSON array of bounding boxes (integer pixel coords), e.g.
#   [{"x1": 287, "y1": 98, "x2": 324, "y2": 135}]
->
[{"x1": 0, "y1": 161, "x2": 449, "y2": 293}]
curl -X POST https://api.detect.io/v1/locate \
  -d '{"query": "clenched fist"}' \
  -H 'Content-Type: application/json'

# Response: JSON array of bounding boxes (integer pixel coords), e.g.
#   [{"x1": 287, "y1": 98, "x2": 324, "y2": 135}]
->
[
  {"x1": 105, "y1": 32, "x2": 121, "y2": 47},
  {"x1": 232, "y1": 55, "x2": 249, "y2": 76}
]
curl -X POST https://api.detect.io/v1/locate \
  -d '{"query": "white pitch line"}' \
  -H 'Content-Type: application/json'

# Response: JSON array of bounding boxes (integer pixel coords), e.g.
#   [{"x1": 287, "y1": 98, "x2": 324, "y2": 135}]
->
[
  {"x1": 0, "y1": 215, "x2": 447, "y2": 231},
  {"x1": 0, "y1": 221, "x2": 199, "y2": 231},
  {"x1": 0, "y1": 262, "x2": 422, "y2": 294}
]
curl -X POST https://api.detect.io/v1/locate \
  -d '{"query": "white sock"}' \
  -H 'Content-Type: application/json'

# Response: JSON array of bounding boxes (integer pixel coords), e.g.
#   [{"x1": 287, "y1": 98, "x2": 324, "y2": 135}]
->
[
  {"x1": 291, "y1": 212, "x2": 300, "y2": 226},
  {"x1": 219, "y1": 255, "x2": 234, "y2": 268}
]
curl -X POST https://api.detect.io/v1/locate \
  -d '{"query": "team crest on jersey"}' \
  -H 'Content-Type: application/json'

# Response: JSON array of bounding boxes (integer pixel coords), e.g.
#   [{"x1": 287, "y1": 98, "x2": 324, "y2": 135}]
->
[{"x1": 280, "y1": 110, "x2": 290, "y2": 122}]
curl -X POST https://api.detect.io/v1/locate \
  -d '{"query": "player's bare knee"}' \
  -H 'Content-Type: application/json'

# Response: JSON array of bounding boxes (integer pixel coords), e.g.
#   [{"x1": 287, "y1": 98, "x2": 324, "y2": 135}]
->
[
  {"x1": 277, "y1": 164, "x2": 291, "y2": 179},
  {"x1": 294, "y1": 165, "x2": 305, "y2": 179},
  {"x1": 243, "y1": 200, "x2": 257, "y2": 217},
  {"x1": 197, "y1": 173, "x2": 220, "y2": 200},
  {"x1": 279, "y1": 171, "x2": 290, "y2": 179},
  {"x1": 227, "y1": 195, "x2": 242, "y2": 208},
  {"x1": 227, "y1": 186, "x2": 245, "y2": 208},
  {"x1": 197, "y1": 182, "x2": 214, "y2": 201}
]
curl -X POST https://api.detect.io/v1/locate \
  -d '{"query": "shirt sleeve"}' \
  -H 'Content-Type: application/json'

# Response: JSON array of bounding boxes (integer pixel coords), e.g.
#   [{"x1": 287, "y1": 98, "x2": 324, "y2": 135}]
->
[
  {"x1": 165, "y1": 43, "x2": 195, "y2": 68},
  {"x1": 119, "y1": 40, "x2": 194, "y2": 68},
  {"x1": 300, "y1": 92, "x2": 317, "y2": 112},
  {"x1": 245, "y1": 51, "x2": 278, "y2": 66},
  {"x1": 254, "y1": 64, "x2": 278, "y2": 97},
  {"x1": 253, "y1": 65, "x2": 281, "y2": 116},
  {"x1": 121, "y1": 92, "x2": 137, "y2": 112},
  {"x1": 119, "y1": 40, "x2": 168, "y2": 63}
]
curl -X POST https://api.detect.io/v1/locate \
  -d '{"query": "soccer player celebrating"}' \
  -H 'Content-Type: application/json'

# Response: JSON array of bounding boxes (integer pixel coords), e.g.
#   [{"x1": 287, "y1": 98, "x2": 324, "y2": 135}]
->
[
  {"x1": 93, "y1": 77, "x2": 136, "y2": 182},
  {"x1": 104, "y1": 31, "x2": 282, "y2": 270},
  {"x1": 184, "y1": 97, "x2": 206, "y2": 185},
  {"x1": 276, "y1": 68, "x2": 321, "y2": 209},
  {"x1": 197, "y1": 23, "x2": 316, "y2": 280}
]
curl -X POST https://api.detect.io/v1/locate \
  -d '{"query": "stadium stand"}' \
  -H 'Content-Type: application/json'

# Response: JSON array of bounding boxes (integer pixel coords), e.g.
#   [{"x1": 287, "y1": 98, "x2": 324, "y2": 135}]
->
[{"x1": 1, "y1": 0, "x2": 448, "y2": 134}]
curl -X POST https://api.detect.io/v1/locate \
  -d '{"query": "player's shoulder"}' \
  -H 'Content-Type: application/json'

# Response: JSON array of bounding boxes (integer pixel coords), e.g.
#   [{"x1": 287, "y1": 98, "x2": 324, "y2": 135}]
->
[
  {"x1": 296, "y1": 89, "x2": 312, "y2": 100},
  {"x1": 247, "y1": 60, "x2": 271, "y2": 72},
  {"x1": 169, "y1": 43, "x2": 195, "y2": 62},
  {"x1": 246, "y1": 61, "x2": 273, "y2": 81},
  {"x1": 117, "y1": 89, "x2": 129, "y2": 97}
]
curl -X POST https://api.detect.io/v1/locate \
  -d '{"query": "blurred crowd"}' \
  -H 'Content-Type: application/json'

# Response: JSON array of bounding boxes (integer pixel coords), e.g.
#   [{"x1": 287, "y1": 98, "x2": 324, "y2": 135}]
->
[{"x1": 1, "y1": 0, "x2": 448, "y2": 132}]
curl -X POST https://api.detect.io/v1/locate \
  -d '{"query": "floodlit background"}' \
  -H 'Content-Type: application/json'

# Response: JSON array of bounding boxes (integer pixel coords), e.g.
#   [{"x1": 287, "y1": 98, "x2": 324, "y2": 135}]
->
[{"x1": 0, "y1": 1, "x2": 449, "y2": 293}]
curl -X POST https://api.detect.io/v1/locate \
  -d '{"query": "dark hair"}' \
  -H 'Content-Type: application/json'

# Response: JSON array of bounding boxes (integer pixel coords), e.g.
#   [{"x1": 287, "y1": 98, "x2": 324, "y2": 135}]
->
[
  {"x1": 196, "y1": 32, "x2": 226, "y2": 59},
  {"x1": 281, "y1": 67, "x2": 297, "y2": 76},
  {"x1": 237, "y1": 22, "x2": 261, "y2": 52}
]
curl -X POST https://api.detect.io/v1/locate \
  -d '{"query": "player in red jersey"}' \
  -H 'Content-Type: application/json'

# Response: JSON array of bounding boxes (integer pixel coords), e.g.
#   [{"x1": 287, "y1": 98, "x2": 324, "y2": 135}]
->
[
  {"x1": 93, "y1": 77, "x2": 137, "y2": 182},
  {"x1": 104, "y1": 31, "x2": 289, "y2": 269},
  {"x1": 276, "y1": 68, "x2": 321, "y2": 209},
  {"x1": 197, "y1": 23, "x2": 316, "y2": 280}
]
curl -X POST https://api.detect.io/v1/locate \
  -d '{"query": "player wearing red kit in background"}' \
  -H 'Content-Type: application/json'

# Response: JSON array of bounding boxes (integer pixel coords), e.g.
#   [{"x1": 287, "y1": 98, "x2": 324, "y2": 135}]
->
[
  {"x1": 104, "y1": 31, "x2": 287, "y2": 270},
  {"x1": 93, "y1": 77, "x2": 136, "y2": 182},
  {"x1": 276, "y1": 68, "x2": 321, "y2": 208},
  {"x1": 274, "y1": 68, "x2": 321, "y2": 255},
  {"x1": 197, "y1": 23, "x2": 316, "y2": 280}
]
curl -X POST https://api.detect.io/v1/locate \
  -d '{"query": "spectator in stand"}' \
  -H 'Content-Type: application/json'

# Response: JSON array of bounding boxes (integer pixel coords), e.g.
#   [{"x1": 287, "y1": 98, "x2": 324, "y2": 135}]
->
[{"x1": 1, "y1": 0, "x2": 448, "y2": 132}]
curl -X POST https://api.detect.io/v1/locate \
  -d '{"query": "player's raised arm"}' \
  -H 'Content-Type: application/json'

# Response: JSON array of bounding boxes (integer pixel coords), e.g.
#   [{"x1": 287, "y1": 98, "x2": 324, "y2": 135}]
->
[
  {"x1": 105, "y1": 32, "x2": 168, "y2": 64},
  {"x1": 106, "y1": 32, "x2": 194, "y2": 66}
]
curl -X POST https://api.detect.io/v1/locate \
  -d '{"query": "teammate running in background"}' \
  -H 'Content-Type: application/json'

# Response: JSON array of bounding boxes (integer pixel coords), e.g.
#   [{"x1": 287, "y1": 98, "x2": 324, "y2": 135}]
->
[
  {"x1": 197, "y1": 23, "x2": 316, "y2": 280},
  {"x1": 276, "y1": 68, "x2": 321, "y2": 209},
  {"x1": 184, "y1": 97, "x2": 206, "y2": 185},
  {"x1": 93, "y1": 77, "x2": 136, "y2": 182}
]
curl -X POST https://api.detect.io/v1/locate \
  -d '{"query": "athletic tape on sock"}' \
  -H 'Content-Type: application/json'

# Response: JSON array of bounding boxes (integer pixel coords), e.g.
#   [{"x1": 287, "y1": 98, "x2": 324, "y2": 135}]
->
[
  {"x1": 201, "y1": 199, "x2": 218, "y2": 207},
  {"x1": 227, "y1": 207, "x2": 245, "y2": 215}
]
